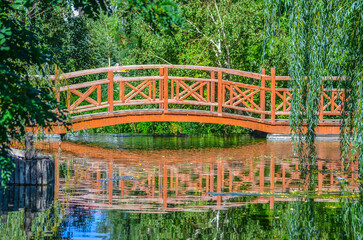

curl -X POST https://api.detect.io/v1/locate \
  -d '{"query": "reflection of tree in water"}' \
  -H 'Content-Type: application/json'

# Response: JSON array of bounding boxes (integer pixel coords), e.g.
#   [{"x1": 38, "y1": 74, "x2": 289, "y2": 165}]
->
[
  {"x1": 100, "y1": 203, "x2": 305, "y2": 239},
  {"x1": 56, "y1": 204, "x2": 98, "y2": 238},
  {"x1": 0, "y1": 201, "x2": 63, "y2": 240},
  {"x1": 95, "y1": 203, "x2": 284, "y2": 239},
  {"x1": 87, "y1": 169, "x2": 363, "y2": 239},
  {"x1": 339, "y1": 198, "x2": 363, "y2": 240},
  {"x1": 279, "y1": 168, "x2": 363, "y2": 239}
]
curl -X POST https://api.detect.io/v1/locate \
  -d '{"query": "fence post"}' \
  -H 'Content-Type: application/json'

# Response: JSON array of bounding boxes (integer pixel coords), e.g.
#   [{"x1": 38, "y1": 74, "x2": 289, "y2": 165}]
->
[
  {"x1": 211, "y1": 71, "x2": 215, "y2": 112},
  {"x1": 108, "y1": 71, "x2": 114, "y2": 113},
  {"x1": 67, "y1": 91, "x2": 71, "y2": 109},
  {"x1": 97, "y1": 85, "x2": 101, "y2": 106},
  {"x1": 54, "y1": 66, "x2": 60, "y2": 102},
  {"x1": 54, "y1": 66, "x2": 60, "y2": 115},
  {"x1": 163, "y1": 67, "x2": 168, "y2": 113},
  {"x1": 319, "y1": 85, "x2": 324, "y2": 121},
  {"x1": 119, "y1": 81, "x2": 125, "y2": 103},
  {"x1": 159, "y1": 68, "x2": 164, "y2": 109},
  {"x1": 218, "y1": 71, "x2": 223, "y2": 116},
  {"x1": 260, "y1": 68, "x2": 266, "y2": 120},
  {"x1": 271, "y1": 68, "x2": 276, "y2": 123}
]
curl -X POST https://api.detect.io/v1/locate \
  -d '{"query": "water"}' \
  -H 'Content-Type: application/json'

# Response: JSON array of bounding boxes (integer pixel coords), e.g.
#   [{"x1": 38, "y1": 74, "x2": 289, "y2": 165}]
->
[{"x1": 1, "y1": 134, "x2": 362, "y2": 239}]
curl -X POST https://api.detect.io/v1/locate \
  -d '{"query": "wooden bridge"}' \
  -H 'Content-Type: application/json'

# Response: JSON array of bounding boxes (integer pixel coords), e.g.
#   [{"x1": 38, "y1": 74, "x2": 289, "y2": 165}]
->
[{"x1": 50, "y1": 65, "x2": 341, "y2": 134}]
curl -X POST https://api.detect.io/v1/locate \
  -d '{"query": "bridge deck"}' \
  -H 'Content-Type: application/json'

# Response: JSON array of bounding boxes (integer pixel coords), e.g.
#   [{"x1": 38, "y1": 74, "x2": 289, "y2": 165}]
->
[{"x1": 54, "y1": 109, "x2": 341, "y2": 135}]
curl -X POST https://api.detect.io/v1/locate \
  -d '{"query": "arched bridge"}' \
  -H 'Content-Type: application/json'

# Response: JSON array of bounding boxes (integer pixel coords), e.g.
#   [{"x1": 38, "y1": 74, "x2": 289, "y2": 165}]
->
[{"x1": 49, "y1": 65, "x2": 341, "y2": 134}]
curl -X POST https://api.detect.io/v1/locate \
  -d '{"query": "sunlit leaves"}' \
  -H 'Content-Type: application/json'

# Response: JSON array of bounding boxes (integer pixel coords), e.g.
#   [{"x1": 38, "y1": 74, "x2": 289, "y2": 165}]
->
[{"x1": 127, "y1": 0, "x2": 185, "y2": 35}]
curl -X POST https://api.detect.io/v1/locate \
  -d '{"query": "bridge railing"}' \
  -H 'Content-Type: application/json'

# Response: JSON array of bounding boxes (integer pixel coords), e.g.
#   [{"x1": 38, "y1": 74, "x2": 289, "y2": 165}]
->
[{"x1": 52, "y1": 65, "x2": 343, "y2": 122}]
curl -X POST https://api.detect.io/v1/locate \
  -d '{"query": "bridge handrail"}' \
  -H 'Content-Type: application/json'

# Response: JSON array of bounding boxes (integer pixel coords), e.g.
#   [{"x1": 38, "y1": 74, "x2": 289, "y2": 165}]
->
[
  {"x1": 51, "y1": 64, "x2": 264, "y2": 80},
  {"x1": 272, "y1": 76, "x2": 343, "y2": 81},
  {"x1": 51, "y1": 65, "x2": 343, "y2": 82}
]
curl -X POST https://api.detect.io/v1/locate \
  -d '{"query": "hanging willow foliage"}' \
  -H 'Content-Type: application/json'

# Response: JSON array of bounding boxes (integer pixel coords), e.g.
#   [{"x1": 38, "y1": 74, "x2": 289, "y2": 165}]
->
[{"x1": 264, "y1": 0, "x2": 362, "y2": 169}]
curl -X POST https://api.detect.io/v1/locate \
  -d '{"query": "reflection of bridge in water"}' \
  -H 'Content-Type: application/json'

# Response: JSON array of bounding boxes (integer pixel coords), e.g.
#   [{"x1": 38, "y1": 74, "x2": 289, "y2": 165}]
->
[
  {"x1": 47, "y1": 65, "x2": 341, "y2": 134},
  {"x1": 39, "y1": 141, "x2": 358, "y2": 212}
]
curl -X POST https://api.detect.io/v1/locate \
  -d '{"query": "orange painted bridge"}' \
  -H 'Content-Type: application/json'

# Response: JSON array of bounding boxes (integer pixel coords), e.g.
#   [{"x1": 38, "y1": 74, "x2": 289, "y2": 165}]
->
[{"x1": 48, "y1": 65, "x2": 341, "y2": 134}]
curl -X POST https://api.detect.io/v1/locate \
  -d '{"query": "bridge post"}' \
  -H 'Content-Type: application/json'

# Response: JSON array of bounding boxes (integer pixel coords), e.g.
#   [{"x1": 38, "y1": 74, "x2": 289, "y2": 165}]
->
[
  {"x1": 97, "y1": 85, "x2": 101, "y2": 106},
  {"x1": 218, "y1": 71, "x2": 223, "y2": 116},
  {"x1": 67, "y1": 91, "x2": 71, "y2": 109},
  {"x1": 319, "y1": 88, "x2": 324, "y2": 122},
  {"x1": 163, "y1": 67, "x2": 168, "y2": 113},
  {"x1": 159, "y1": 68, "x2": 164, "y2": 109},
  {"x1": 108, "y1": 71, "x2": 114, "y2": 113},
  {"x1": 271, "y1": 68, "x2": 276, "y2": 123},
  {"x1": 54, "y1": 66, "x2": 60, "y2": 113},
  {"x1": 54, "y1": 66, "x2": 60, "y2": 102},
  {"x1": 260, "y1": 68, "x2": 266, "y2": 119},
  {"x1": 211, "y1": 71, "x2": 215, "y2": 111},
  {"x1": 120, "y1": 81, "x2": 125, "y2": 103}
]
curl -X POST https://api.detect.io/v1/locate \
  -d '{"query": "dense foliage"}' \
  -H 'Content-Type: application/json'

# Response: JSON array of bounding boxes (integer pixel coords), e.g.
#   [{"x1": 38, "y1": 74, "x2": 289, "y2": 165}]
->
[
  {"x1": 42, "y1": 0, "x2": 288, "y2": 73},
  {"x1": 0, "y1": 1, "x2": 66, "y2": 186}
]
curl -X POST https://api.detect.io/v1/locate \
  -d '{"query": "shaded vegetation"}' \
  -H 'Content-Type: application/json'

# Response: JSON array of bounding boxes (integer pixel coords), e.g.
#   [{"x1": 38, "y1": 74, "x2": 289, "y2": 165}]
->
[{"x1": 0, "y1": 1, "x2": 67, "y2": 186}]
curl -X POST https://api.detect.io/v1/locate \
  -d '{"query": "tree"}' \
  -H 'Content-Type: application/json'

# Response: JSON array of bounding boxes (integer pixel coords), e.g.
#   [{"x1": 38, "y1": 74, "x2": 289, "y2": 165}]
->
[
  {"x1": 265, "y1": 0, "x2": 363, "y2": 169},
  {"x1": 182, "y1": 0, "x2": 288, "y2": 73},
  {"x1": 126, "y1": 0, "x2": 185, "y2": 35},
  {"x1": 0, "y1": 0, "x2": 66, "y2": 186},
  {"x1": 88, "y1": 11, "x2": 125, "y2": 67}
]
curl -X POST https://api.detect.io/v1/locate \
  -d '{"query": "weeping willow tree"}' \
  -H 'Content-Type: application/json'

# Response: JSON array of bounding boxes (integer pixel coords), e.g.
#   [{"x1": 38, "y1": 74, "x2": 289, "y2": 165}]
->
[{"x1": 265, "y1": 1, "x2": 362, "y2": 170}]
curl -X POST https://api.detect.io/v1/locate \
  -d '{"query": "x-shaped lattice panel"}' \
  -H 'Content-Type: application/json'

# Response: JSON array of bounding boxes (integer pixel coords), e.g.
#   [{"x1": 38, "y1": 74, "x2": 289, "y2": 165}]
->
[
  {"x1": 175, "y1": 81, "x2": 207, "y2": 102},
  {"x1": 275, "y1": 90, "x2": 292, "y2": 112},
  {"x1": 322, "y1": 91, "x2": 344, "y2": 112},
  {"x1": 124, "y1": 80, "x2": 154, "y2": 102},
  {"x1": 69, "y1": 85, "x2": 100, "y2": 111},
  {"x1": 224, "y1": 84, "x2": 260, "y2": 110}
]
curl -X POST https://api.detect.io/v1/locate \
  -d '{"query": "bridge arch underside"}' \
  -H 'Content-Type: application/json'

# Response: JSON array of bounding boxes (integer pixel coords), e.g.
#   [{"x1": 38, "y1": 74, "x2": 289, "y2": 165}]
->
[{"x1": 52, "y1": 110, "x2": 340, "y2": 135}]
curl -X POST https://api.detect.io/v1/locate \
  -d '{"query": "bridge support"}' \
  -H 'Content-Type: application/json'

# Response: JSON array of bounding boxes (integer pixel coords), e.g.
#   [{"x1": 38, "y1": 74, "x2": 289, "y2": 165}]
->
[
  {"x1": 271, "y1": 68, "x2": 276, "y2": 123},
  {"x1": 250, "y1": 130, "x2": 268, "y2": 138},
  {"x1": 267, "y1": 134, "x2": 340, "y2": 141},
  {"x1": 163, "y1": 67, "x2": 168, "y2": 113},
  {"x1": 108, "y1": 71, "x2": 114, "y2": 113},
  {"x1": 218, "y1": 71, "x2": 222, "y2": 116}
]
